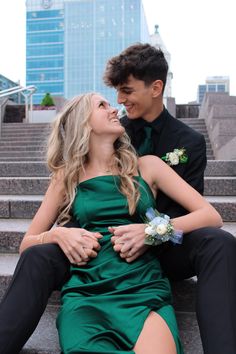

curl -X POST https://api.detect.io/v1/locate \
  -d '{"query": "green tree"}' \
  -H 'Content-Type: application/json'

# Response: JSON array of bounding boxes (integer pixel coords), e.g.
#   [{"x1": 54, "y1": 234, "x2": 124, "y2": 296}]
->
[{"x1": 40, "y1": 93, "x2": 55, "y2": 107}]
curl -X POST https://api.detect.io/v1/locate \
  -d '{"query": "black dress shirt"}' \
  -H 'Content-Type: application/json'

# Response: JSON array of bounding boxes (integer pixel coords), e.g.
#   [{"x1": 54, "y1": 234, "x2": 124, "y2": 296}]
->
[{"x1": 121, "y1": 108, "x2": 207, "y2": 218}]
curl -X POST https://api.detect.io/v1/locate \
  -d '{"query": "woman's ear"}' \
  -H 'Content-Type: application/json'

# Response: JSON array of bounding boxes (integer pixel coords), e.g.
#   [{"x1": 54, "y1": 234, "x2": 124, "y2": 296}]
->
[{"x1": 152, "y1": 80, "x2": 163, "y2": 98}]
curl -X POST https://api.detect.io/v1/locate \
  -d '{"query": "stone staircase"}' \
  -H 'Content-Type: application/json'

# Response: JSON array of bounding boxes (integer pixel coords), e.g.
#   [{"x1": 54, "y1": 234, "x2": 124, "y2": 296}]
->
[
  {"x1": 0, "y1": 123, "x2": 50, "y2": 161},
  {"x1": 0, "y1": 123, "x2": 236, "y2": 353},
  {"x1": 179, "y1": 118, "x2": 214, "y2": 159}
]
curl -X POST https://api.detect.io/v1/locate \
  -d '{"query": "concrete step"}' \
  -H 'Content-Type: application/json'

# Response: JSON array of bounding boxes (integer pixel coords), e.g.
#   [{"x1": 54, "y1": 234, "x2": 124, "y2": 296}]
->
[
  {"x1": 0, "y1": 194, "x2": 234, "y2": 220},
  {"x1": 205, "y1": 160, "x2": 236, "y2": 176},
  {"x1": 0, "y1": 220, "x2": 235, "y2": 254},
  {"x1": 0, "y1": 177, "x2": 49, "y2": 195},
  {"x1": 179, "y1": 118, "x2": 206, "y2": 123},
  {"x1": 204, "y1": 176, "x2": 236, "y2": 196},
  {"x1": 2, "y1": 123, "x2": 50, "y2": 128},
  {"x1": 0, "y1": 136, "x2": 47, "y2": 142},
  {"x1": 0, "y1": 160, "x2": 235, "y2": 177},
  {"x1": 0, "y1": 219, "x2": 30, "y2": 252},
  {"x1": 1, "y1": 132, "x2": 49, "y2": 138},
  {"x1": 0, "y1": 146, "x2": 45, "y2": 152},
  {"x1": 0, "y1": 142, "x2": 211, "y2": 151},
  {"x1": 1, "y1": 125, "x2": 48, "y2": 131},
  {"x1": 0, "y1": 151, "x2": 45, "y2": 158},
  {"x1": 0, "y1": 176, "x2": 234, "y2": 195},
  {"x1": 0, "y1": 157, "x2": 45, "y2": 162},
  {"x1": 188, "y1": 128, "x2": 208, "y2": 133},
  {"x1": 0, "y1": 162, "x2": 49, "y2": 177},
  {"x1": 179, "y1": 122, "x2": 205, "y2": 125},
  {"x1": 0, "y1": 141, "x2": 44, "y2": 147},
  {"x1": 206, "y1": 196, "x2": 236, "y2": 222},
  {"x1": 0, "y1": 195, "x2": 43, "y2": 219}
]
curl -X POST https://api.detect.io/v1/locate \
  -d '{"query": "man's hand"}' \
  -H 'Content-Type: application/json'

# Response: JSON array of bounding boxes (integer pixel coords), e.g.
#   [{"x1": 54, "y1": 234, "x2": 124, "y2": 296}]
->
[{"x1": 109, "y1": 224, "x2": 149, "y2": 262}]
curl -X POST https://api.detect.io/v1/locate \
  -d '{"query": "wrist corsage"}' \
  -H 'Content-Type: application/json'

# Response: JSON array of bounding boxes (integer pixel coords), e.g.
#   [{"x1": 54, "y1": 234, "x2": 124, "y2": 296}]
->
[
  {"x1": 161, "y1": 148, "x2": 188, "y2": 166},
  {"x1": 144, "y1": 207, "x2": 183, "y2": 246}
]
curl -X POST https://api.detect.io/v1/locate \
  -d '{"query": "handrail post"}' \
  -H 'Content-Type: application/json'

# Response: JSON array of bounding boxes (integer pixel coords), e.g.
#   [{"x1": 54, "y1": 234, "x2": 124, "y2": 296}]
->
[
  {"x1": 25, "y1": 95, "x2": 29, "y2": 123},
  {"x1": 0, "y1": 98, "x2": 8, "y2": 138},
  {"x1": 0, "y1": 85, "x2": 37, "y2": 126},
  {"x1": 0, "y1": 105, "x2": 2, "y2": 138}
]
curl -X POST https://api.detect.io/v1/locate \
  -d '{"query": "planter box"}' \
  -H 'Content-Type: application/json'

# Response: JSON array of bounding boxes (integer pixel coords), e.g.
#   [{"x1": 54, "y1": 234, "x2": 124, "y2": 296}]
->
[{"x1": 29, "y1": 109, "x2": 57, "y2": 123}]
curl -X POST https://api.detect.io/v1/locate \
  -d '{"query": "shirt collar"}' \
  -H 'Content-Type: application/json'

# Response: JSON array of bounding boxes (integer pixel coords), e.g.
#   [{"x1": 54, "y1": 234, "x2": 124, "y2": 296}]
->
[{"x1": 122, "y1": 106, "x2": 167, "y2": 133}]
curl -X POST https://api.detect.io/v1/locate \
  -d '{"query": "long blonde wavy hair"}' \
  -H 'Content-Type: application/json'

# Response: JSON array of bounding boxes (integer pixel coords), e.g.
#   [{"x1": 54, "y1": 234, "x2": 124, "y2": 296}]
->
[{"x1": 47, "y1": 92, "x2": 140, "y2": 225}]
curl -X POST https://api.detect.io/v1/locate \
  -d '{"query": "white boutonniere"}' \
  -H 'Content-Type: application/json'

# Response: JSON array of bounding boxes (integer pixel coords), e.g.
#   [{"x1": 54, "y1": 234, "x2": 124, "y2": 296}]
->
[{"x1": 161, "y1": 148, "x2": 188, "y2": 166}]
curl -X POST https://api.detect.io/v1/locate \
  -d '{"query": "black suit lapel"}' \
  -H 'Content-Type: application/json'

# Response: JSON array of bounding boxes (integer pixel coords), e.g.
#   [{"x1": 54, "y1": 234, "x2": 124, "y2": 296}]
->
[{"x1": 154, "y1": 112, "x2": 181, "y2": 158}]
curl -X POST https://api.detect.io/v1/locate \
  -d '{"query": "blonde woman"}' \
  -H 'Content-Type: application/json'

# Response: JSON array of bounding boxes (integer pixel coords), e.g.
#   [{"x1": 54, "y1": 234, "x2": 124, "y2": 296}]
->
[{"x1": 19, "y1": 93, "x2": 222, "y2": 354}]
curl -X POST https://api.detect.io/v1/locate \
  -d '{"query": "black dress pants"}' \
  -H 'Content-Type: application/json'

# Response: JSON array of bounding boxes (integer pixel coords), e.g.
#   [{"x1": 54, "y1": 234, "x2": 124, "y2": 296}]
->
[
  {"x1": 0, "y1": 244, "x2": 70, "y2": 354},
  {"x1": 158, "y1": 227, "x2": 236, "y2": 354},
  {"x1": 0, "y1": 227, "x2": 235, "y2": 354}
]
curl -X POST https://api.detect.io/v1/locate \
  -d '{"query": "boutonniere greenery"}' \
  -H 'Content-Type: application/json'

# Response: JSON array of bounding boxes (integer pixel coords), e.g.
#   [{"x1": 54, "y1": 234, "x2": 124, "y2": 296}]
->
[{"x1": 161, "y1": 148, "x2": 188, "y2": 166}]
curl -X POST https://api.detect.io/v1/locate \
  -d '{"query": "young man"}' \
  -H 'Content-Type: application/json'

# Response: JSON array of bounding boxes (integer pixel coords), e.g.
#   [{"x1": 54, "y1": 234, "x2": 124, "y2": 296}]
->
[
  {"x1": 103, "y1": 43, "x2": 236, "y2": 353},
  {"x1": 0, "y1": 43, "x2": 235, "y2": 354}
]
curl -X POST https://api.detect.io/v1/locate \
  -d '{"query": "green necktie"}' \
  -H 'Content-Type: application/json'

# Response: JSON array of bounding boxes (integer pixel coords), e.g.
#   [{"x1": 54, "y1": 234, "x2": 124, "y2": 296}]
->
[{"x1": 137, "y1": 126, "x2": 154, "y2": 156}]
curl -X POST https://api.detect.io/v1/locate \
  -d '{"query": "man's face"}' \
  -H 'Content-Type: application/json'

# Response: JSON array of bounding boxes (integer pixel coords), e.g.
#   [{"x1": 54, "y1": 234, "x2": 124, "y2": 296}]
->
[{"x1": 116, "y1": 75, "x2": 156, "y2": 121}]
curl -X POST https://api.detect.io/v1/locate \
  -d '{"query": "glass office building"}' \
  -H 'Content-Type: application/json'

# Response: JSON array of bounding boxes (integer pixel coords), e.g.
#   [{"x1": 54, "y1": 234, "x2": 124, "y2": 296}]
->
[
  {"x1": 26, "y1": 0, "x2": 150, "y2": 105},
  {"x1": 0, "y1": 74, "x2": 24, "y2": 104},
  {"x1": 197, "y1": 76, "x2": 230, "y2": 104},
  {"x1": 26, "y1": 0, "x2": 64, "y2": 104}
]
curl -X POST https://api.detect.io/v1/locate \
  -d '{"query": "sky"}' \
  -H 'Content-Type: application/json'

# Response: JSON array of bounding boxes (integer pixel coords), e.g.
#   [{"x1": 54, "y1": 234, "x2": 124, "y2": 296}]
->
[{"x1": 0, "y1": 0, "x2": 235, "y2": 103}]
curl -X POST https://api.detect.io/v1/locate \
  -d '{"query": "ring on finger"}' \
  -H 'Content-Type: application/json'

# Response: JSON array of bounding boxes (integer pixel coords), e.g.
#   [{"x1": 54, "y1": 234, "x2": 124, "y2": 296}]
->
[{"x1": 117, "y1": 240, "x2": 124, "y2": 245}]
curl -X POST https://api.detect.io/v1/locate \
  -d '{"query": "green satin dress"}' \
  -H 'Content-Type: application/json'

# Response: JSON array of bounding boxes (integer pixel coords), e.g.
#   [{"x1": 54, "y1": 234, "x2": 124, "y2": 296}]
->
[{"x1": 57, "y1": 175, "x2": 183, "y2": 354}]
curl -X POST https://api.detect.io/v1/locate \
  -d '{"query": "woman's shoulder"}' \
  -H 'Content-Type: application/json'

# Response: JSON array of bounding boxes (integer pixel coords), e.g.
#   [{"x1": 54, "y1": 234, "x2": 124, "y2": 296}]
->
[
  {"x1": 49, "y1": 167, "x2": 66, "y2": 189},
  {"x1": 138, "y1": 155, "x2": 162, "y2": 166},
  {"x1": 138, "y1": 155, "x2": 166, "y2": 177}
]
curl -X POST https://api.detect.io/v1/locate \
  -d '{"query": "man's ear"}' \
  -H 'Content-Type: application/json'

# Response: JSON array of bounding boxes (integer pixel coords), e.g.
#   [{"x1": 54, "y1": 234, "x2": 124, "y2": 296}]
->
[{"x1": 152, "y1": 80, "x2": 163, "y2": 97}]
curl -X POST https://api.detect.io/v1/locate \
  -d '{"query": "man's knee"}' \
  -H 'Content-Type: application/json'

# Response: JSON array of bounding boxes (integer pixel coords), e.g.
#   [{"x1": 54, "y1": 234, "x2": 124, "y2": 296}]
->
[
  {"x1": 186, "y1": 227, "x2": 235, "y2": 250},
  {"x1": 19, "y1": 244, "x2": 70, "y2": 288},
  {"x1": 21, "y1": 243, "x2": 65, "y2": 265},
  {"x1": 188, "y1": 227, "x2": 236, "y2": 274},
  {"x1": 197, "y1": 227, "x2": 236, "y2": 250}
]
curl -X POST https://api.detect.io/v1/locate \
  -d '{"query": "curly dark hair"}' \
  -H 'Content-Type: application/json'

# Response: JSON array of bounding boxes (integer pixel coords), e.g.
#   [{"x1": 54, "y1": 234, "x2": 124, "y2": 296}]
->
[{"x1": 103, "y1": 43, "x2": 169, "y2": 92}]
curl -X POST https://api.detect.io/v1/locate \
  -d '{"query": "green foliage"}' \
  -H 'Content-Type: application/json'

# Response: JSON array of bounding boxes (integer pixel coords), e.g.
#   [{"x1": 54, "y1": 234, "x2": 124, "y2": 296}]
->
[{"x1": 40, "y1": 93, "x2": 55, "y2": 107}]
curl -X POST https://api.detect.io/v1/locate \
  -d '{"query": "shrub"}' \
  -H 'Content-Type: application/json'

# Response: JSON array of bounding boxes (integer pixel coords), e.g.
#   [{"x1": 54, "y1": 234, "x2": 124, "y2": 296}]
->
[{"x1": 40, "y1": 93, "x2": 55, "y2": 107}]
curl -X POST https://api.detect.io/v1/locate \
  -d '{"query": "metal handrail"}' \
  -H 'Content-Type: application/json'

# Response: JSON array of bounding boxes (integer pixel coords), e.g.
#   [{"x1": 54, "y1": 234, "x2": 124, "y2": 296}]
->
[
  {"x1": 0, "y1": 85, "x2": 37, "y2": 137},
  {"x1": 0, "y1": 86, "x2": 22, "y2": 95},
  {"x1": 0, "y1": 85, "x2": 36, "y2": 98},
  {"x1": 0, "y1": 98, "x2": 8, "y2": 138}
]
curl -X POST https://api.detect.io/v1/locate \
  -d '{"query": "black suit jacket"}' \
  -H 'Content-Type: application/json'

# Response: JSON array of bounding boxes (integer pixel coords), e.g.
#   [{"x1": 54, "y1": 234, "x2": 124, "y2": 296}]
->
[{"x1": 121, "y1": 108, "x2": 207, "y2": 218}]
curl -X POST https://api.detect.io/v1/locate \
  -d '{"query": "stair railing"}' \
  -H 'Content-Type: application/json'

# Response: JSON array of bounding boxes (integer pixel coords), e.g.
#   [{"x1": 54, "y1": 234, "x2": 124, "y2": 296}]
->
[
  {"x1": 0, "y1": 85, "x2": 37, "y2": 137},
  {"x1": 0, "y1": 98, "x2": 8, "y2": 138}
]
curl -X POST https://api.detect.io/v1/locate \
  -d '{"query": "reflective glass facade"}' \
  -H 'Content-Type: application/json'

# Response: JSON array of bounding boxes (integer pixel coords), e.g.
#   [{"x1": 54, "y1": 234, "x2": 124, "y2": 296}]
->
[
  {"x1": 26, "y1": 0, "x2": 149, "y2": 105},
  {"x1": 0, "y1": 74, "x2": 24, "y2": 104},
  {"x1": 26, "y1": 1, "x2": 64, "y2": 103},
  {"x1": 64, "y1": 0, "x2": 149, "y2": 105},
  {"x1": 198, "y1": 77, "x2": 229, "y2": 104}
]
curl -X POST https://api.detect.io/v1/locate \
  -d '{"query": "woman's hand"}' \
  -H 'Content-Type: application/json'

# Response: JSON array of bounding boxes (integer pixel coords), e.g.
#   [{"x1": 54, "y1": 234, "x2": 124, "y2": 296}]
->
[
  {"x1": 109, "y1": 224, "x2": 149, "y2": 262},
  {"x1": 54, "y1": 227, "x2": 102, "y2": 265}
]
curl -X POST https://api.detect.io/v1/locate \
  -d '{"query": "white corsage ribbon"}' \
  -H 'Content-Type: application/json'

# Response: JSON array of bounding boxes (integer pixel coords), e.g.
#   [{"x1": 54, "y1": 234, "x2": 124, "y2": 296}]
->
[{"x1": 144, "y1": 207, "x2": 183, "y2": 246}]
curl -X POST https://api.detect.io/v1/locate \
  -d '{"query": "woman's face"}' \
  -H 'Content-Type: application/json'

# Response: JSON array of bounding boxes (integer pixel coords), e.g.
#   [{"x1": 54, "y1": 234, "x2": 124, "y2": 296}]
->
[{"x1": 89, "y1": 94, "x2": 125, "y2": 137}]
